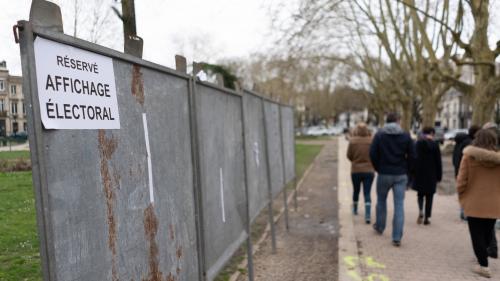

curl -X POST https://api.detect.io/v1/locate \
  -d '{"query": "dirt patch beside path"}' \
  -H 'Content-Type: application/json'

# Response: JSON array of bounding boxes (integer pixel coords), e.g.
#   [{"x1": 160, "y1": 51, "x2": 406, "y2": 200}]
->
[{"x1": 238, "y1": 140, "x2": 339, "y2": 281}]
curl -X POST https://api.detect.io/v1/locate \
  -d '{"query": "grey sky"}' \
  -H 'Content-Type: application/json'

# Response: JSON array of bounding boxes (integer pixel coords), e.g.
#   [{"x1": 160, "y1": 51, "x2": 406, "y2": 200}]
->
[{"x1": 0, "y1": 0, "x2": 273, "y2": 75}]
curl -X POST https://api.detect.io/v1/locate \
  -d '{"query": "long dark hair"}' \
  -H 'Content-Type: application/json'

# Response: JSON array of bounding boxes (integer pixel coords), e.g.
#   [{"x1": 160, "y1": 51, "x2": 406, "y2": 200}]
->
[{"x1": 472, "y1": 129, "x2": 498, "y2": 151}]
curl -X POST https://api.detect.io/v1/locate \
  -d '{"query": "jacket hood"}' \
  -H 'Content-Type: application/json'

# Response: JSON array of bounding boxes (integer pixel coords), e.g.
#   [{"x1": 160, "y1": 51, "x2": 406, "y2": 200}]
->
[
  {"x1": 463, "y1": 146, "x2": 500, "y2": 167},
  {"x1": 418, "y1": 137, "x2": 436, "y2": 149},
  {"x1": 381, "y1": 123, "x2": 404, "y2": 135},
  {"x1": 349, "y1": 136, "x2": 372, "y2": 144},
  {"x1": 454, "y1": 133, "x2": 469, "y2": 144}
]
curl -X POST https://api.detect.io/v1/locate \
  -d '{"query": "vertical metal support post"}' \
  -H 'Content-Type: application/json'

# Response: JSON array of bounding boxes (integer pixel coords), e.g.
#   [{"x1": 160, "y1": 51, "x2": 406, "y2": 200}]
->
[
  {"x1": 18, "y1": 20, "x2": 56, "y2": 281},
  {"x1": 261, "y1": 99, "x2": 277, "y2": 254},
  {"x1": 292, "y1": 110, "x2": 298, "y2": 211},
  {"x1": 293, "y1": 176, "x2": 298, "y2": 211},
  {"x1": 188, "y1": 76, "x2": 207, "y2": 281},
  {"x1": 278, "y1": 106, "x2": 290, "y2": 231},
  {"x1": 240, "y1": 92, "x2": 254, "y2": 281}
]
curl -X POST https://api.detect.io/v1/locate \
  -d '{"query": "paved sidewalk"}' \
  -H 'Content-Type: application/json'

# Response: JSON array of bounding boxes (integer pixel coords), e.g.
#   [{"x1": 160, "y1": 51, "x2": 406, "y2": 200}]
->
[
  {"x1": 338, "y1": 138, "x2": 500, "y2": 281},
  {"x1": 0, "y1": 142, "x2": 29, "y2": 152}
]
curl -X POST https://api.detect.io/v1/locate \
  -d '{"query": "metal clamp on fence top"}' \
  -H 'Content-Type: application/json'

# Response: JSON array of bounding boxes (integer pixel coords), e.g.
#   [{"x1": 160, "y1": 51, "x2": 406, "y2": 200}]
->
[
  {"x1": 124, "y1": 35, "x2": 143, "y2": 58},
  {"x1": 29, "y1": 0, "x2": 64, "y2": 33}
]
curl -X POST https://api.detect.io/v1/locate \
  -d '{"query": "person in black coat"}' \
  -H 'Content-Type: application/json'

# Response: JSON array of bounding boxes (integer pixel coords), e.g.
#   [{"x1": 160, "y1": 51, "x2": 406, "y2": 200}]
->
[
  {"x1": 413, "y1": 127, "x2": 442, "y2": 225},
  {"x1": 452, "y1": 125, "x2": 481, "y2": 177},
  {"x1": 452, "y1": 125, "x2": 481, "y2": 221}
]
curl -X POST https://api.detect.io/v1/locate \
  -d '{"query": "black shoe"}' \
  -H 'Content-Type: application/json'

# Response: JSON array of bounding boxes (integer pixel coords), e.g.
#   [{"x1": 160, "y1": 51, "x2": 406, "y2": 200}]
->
[
  {"x1": 417, "y1": 215, "x2": 423, "y2": 225},
  {"x1": 373, "y1": 224, "x2": 382, "y2": 235},
  {"x1": 423, "y1": 218, "x2": 431, "y2": 225},
  {"x1": 365, "y1": 219, "x2": 371, "y2": 224},
  {"x1": 392, "y1": 240, "x2": 401, "y2": 247},
  {"x1": 487, "y1": 248, "x2": 498, "y2": 259}
]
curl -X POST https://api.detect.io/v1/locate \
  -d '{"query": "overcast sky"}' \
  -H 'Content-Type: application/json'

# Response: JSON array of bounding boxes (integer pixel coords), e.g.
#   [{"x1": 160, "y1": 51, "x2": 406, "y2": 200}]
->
[{"x1": 0, "y1": 0, "x2": 276, "y2": 75}]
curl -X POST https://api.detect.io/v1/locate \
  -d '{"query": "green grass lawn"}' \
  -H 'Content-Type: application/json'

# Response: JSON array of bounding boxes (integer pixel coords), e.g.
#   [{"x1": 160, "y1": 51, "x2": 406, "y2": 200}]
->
[
  {"x1": 0, "y1": 143, "x2": 324, "y2": 281},
  {"x1": 0, "y1": 172, "x2": 41, "y2": 281},
  {"x1": 295, "y1": 143, "x2": 323, "y2": 179},
  {"x1": 0, "y1": 151, "x2": 31, "y2": 160},
  {"x1": 295, "y1": 135, "x2": 333, "y2": 141}
]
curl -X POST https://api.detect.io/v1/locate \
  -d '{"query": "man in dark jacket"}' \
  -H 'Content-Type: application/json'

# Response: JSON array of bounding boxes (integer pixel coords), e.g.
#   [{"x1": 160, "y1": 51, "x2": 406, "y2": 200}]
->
[
  {"x1": 413, "y1": 127, "x2": 442, "y2": 225},
  {"x1": 453, "y1": 125, "x2": 481, "y2": 177},
  {"x1": 370, "y1": 113, "x2": 415, "y2": 246}
]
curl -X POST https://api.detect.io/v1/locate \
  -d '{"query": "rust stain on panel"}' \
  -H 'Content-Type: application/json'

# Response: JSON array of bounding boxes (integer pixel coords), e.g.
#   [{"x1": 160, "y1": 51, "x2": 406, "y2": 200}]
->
[
  {"x1": 166, "y1": 272, "x2": 175, "y2": 281},
  {"x1": 143, "y1": 204, "x2": 164, "y2": 281},
  {"x1": 169, "y1": 224, "x2": 175, "y2": 240},
  {"x1": 132, "y1": 64, "x2": 145, "y2": 106},
  {"x1": 98, "y1": 130, "x2": 119, "y2": 281},
  {"x1": 176, "y1": 246, "x2": 182, "y2": 260}
]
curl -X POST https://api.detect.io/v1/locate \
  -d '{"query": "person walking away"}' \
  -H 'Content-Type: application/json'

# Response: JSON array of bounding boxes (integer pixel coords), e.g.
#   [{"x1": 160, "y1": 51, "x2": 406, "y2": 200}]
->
[
  {"x1": 413, "y1": 127, "x2": 442, "y2": 225},
  {"x1": 483, "y1": 122, "x2": 500, "y2": 260},
  {"x1": 456, "y1": 129, "x2": 500, "y2": 278},
  {"x1": 370, "y1": 113, "x2": 415, "y2": 247},
  {"x1": 452, "y1": 125, "x2": 481, "y2": 221},
  {"x1": 347, "y1": 123, "x2": 375, "y2": 224}
]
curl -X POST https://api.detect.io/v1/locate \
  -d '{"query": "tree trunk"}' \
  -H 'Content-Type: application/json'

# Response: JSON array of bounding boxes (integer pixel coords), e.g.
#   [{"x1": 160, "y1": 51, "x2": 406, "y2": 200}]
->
[
  {"x1": 421, "y1": 95, "x2": 438, "y2": 128},
  {"x1": 469, "y1": 0, "x2": 497, "y2": 126},
  {"x1": 377, "y1": 111, "x2": 385, "y2": 127},
  {"x1": 400, "y1": 101, "x2": 412, "y2": 132},
  {"x1": 471, "y1": 86, "x2": 496, "y2": 125},
  {"x1": 121, "y1": 0, "x2": 137, "y2": 39}
]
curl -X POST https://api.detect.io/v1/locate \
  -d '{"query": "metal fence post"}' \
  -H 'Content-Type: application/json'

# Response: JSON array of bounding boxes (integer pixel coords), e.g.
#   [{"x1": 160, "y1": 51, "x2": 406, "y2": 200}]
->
[
  {"x1": 240, "y1": 90, "x2": 255, "y2": 281},
  {"x1": 188, "y1": 71, "x2": 207, "y2": 281},
  {"x1": 17, "y1": 20, "x2": 55, "y2": 281},
  {"x1": 293, "y1": 176, "x2": 298, "y2": 211},
  {"x1": 279, "y1": 106, "x2": 290, "y2": 231},
  {"x1": 261, "y1": 99, "x2": 277, "y2": 254}
]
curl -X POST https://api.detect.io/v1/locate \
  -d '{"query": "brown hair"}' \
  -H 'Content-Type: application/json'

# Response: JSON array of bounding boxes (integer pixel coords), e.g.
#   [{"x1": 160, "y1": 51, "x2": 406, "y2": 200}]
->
[
  {"x1": 472, "y1": 129, "x2": 498, "y2": 151},
  {"x1": 353, "y1": 122, "x2": 371, "y2": 137}
]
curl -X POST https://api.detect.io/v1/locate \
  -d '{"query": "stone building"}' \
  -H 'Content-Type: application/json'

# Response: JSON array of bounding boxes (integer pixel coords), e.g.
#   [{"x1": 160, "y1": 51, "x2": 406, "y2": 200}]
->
[
  {"x1": 0, "y1": 61, "x2": 27, "y2": 136},
  {"x1": 436, "y1": 65, "x2": 500, "y2": 130}
]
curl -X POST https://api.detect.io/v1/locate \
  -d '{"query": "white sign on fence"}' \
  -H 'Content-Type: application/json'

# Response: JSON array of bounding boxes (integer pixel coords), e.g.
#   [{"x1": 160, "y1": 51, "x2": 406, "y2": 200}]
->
[{"x1": 34, "y1": 37, "x2": 120, "y2": 129}]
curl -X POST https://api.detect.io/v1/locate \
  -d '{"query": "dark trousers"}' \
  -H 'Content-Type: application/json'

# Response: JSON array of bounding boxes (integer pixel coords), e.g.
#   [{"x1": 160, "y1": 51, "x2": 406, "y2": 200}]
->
[
  {"x1": 468, "y1": 217, "x2": 496, "y2": 267},
  {"x1": 351, "y1": 172, "x2": 374, "y2": 203},
  {"x1": 488, "y1": 225, "x2": 498, "y2": 256},
  {"x1": 417, "y1": 193, "x2": 434, "y2": 219}
]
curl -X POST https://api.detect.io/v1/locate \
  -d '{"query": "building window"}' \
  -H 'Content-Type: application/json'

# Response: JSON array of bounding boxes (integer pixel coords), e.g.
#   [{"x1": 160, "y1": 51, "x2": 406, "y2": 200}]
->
[
  {"x1": 0, "y1": 80, "x2": 4, "y2": 91},
  {"x1": 11, "y1": 102, "x2": 17, "y2": 114},
  {"x1": 0, "y1": 99, "x2": 4, "y2": 112},
  {"x1": 22, "y1": 103, "x2": 26, "y2": 114},
  {"x1": 24, "y1": 122, "x2": 28, "y2": 133},
  {"x1": 10, "y1": 85, "x2": 16, "y2": 95}
]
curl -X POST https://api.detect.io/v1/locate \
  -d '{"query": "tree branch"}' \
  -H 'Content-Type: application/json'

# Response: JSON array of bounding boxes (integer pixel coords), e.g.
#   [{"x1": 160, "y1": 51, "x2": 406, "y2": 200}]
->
[{"x1": 397, "y1": 0, "x2": 472, "y2": 53}]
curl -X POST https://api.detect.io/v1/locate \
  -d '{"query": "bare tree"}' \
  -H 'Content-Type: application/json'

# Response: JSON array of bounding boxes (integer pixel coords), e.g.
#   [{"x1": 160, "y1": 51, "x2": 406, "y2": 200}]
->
[
  {"x1": 399, "y1": 0, "x2": 500, "y2": 125},
  {"x1": 55, "y1": 0, "x2": 120, "y2": 46},
  {"x1": 271, "y1": 0, "x2": 500, "y2": 128}
]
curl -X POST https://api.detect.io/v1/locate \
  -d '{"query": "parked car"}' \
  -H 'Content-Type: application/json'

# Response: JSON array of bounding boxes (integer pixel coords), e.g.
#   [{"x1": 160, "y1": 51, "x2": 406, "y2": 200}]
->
[
  {"x1": 305, "y1": 126, "x2": 330, "y2": 136},
  {"x1": 325, "y1": 126, "x2": 343, "y2": 136},
  {"x1": 434, "y1": 127, "x2": 445, "y2": 144},
  {"x1": 9, "y1": 131, "x2": 28, "y2": 141},
  {"x1": 444, "y1": 129, "x2": 468, "y2": 141}
]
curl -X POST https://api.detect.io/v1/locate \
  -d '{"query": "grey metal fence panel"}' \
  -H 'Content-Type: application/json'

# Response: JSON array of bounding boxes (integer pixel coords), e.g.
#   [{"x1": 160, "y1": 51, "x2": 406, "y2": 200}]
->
[
  {"x1": 263, "y1": 101, "x2": 285, "y2": 198},
  {"x1": 19, "y1": 29, "x2": 199, "y2": 281},
  {"x1": 195, "y1": 83, "x2": 248, "y2": 280},
  {"x1": 242, "y1": 91, "x2": 270, "y2": 223},
  {"x1": 280, "y1": 106, "x2": 296, "y2": 184}
]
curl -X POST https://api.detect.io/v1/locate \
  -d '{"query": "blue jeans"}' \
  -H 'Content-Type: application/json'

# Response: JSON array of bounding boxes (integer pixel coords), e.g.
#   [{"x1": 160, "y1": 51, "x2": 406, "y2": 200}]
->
[
  {"x1": 351, "y1": 173, "x2": 375, "y2": 203},
  {"x1": 374, "y1": 174, "x2": 408, "y2": 242},
  {"x1": 351, "y1": 172, "x2": 374, "y2": 219}
]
